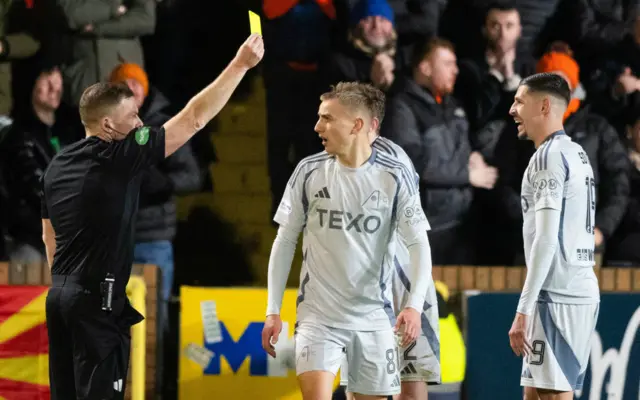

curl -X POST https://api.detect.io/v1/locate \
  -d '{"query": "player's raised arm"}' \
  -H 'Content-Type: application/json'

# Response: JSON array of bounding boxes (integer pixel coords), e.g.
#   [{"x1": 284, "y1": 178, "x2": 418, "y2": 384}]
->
[
  {"x1": 162, "y1": 34, "x2": 264, "y2": 157},
  {"x1": 394, "y1": 176, "x2": 432, "y2": 346},
  {"x1": 262, "y1": 165, "x2": 309, "y2": 357},
  {"x1": 517, "y1": 151, "x2": 567, "y2": 316}
]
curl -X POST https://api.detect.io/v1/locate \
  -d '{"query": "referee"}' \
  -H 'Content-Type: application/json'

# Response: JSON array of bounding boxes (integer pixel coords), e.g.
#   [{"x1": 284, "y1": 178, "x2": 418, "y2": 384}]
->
[{"x1": 41, "y1": 34, "x2": 263, "y2": 399}]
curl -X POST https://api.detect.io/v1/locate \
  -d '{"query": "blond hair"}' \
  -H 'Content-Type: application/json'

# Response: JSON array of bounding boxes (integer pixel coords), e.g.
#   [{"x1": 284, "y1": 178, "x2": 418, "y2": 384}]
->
[{"x1": 320, "y1": 81, "x2": 386, "y2": 124}]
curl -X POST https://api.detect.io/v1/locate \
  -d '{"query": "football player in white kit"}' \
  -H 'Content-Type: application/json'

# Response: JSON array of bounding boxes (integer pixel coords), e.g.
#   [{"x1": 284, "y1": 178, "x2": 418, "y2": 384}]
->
[
  {"x1": 262, "y1": 82, "x2": 433, "y2": 400},
  {"x1": 508, "y1": 72, "x2": 600, "y2": 400},
  {"x1": 338, "y1": 133, "x2": 441, "y2": 400}
]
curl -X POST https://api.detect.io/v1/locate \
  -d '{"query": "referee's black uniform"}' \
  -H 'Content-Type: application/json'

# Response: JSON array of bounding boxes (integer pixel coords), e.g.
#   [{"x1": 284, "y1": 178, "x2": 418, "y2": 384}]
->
[{"x1": 41, "y1": 125, "x2": 165, "y2": 399}]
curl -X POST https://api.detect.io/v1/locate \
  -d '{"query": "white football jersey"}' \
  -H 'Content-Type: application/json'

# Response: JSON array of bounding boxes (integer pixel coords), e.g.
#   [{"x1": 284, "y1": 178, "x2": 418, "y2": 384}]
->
[
  {"x1": 521, "y1": 131, "x2": 600, "y2": 304},
  {"x1": 274, "y1": 149, "x2": 429, "y2": 331},
  {"x1": 372, "y1": 136, "x2": 419, "y2": 186},
  {"x1": 372, "y1": 136, "x2": 437, "y2": 312}
]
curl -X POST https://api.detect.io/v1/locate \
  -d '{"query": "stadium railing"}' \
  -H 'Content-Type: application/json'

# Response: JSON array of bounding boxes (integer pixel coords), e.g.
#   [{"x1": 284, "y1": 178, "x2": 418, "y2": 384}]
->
[{"x1": 431, "y1": 265, "x2": 640, "y2": 293}]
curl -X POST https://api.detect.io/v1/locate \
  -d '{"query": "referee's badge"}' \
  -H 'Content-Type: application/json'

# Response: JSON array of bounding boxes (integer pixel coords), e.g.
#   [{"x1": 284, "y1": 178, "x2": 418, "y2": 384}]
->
[{"x1": 135, "y1": 126, "x2": 150, "y2": 145}]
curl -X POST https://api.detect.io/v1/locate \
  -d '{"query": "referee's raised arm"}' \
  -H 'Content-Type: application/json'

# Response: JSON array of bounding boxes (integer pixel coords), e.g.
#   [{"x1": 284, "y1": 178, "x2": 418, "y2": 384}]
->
[{"x1": 163, "y1": 34, "x2": 264, "y2": 157}]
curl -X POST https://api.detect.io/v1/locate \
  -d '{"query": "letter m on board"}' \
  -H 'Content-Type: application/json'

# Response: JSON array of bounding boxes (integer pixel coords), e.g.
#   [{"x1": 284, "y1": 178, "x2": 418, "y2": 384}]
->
[{"x1": 204, "y1": 322, "x2": 267, "y2": 375}]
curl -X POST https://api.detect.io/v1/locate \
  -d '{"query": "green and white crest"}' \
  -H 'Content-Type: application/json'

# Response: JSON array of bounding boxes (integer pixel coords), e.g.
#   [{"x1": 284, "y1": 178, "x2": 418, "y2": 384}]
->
[{"x1": 135, "y1": 126, "x2": 150, "y2": 145}]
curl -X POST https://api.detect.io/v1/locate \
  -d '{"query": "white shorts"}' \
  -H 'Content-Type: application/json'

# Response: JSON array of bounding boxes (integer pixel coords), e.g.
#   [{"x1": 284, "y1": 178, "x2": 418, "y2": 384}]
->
[
  {"x1": 521, "y1": 302, "x2": 600, "y2": 392},
  {"x1": 339, "y1": 303, "x2": 441, "y2": 385},
  {"x1": 340, "y1": 265, "x2": 442, "y2": 386},
  {"x1": 295, "y1": 322, "x2": 401, "y2": 396}
]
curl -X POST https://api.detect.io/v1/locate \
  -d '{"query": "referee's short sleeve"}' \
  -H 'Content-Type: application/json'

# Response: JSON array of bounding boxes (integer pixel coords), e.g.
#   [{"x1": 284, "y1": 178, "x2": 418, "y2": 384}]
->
[{"x1": 111, "y1": 126, "x2": 166, "y2": 175}]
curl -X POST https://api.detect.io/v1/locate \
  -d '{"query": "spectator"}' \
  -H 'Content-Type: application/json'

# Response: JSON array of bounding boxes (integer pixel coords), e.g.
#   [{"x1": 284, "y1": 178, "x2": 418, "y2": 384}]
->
[
  {"x1": 0, "y1": 0, "x2": 41, "y2": 115},
  {"x1": 455, "y1": 1, "x2": 535, "y2": 135},
  {"x1": 453, "y1": 3, "x2": 535, "y2": 266},
  {"x1": 563, "y1": 0, "x2": 640, "y2": 62},
  {"x1": 57, "y1": 0, "x2": 156, "y2": 105},
  {"x1": 334, "y1": 0, "x2": 445, "y2": 51},
  {"x1": 261, "y1": 0, "x2": 334, "y2": 220},
  {"x1": 109, "y1": 61, "x2": 201, "y2": 326},
  {"x1": 324, "y1": 0, "x2": 404, "y2": 91},
  {"x1": 583, "y1": 14, "x2": 640, "y2": 133},
  {"x1": 381, "y1": 37, "x2": 497, "y2": 265},
  {"x1": 0, "y1": 65, "x2": 78, "y2": 266},
  {"x1": 606, "y1": 106, "x2": 640, "y2": 264},
  {"x1": 440, "y1": 0, "x2": 562, "y2": 59},
  {"x1": 536, "y1": 42, "x2": 630, "y2": 253},
  {"x1": 387, "y1": 0, "x2": 446, "y2": 46}
]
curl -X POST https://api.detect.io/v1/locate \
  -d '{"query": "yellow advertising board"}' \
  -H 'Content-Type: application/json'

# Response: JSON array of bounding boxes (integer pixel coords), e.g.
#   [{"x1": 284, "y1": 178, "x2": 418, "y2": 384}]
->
[{"x1": 180, "y1": 287, "x2": 339, "y2": 399}]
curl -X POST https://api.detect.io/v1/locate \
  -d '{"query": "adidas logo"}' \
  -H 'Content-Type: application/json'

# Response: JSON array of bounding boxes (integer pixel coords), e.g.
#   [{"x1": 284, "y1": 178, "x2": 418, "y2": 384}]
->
[
  {"x1": 113, "y1": 378, "x2": 123, "y2": 392},
  {"x1": 314, "y1": 187, "x2": 331, "y2": 199},
  {"x1": 390, "y1": 375, "x2": 401, "y2": 388},
  {"x1": 401, "y1": 363, "x2": 418, "y2": 375}
]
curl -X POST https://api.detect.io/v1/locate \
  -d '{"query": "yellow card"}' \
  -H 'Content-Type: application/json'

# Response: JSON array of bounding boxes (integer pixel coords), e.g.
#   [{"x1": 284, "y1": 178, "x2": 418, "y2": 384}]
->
[{"x1": 249, "y1": 11, "x2": 262, "y2": 35}]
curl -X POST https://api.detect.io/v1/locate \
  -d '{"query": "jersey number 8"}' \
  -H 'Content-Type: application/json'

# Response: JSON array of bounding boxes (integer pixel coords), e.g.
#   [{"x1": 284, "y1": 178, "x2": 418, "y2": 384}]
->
[{"x1": 386, "y1": 348, "x2": 398, "y2": 374}]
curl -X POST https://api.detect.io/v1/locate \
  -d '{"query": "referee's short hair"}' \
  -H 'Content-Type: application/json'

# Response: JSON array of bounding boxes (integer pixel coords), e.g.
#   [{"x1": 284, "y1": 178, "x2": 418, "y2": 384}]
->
[{"x1": 79, "y1": 82, "x2": 134, "y2": 127}]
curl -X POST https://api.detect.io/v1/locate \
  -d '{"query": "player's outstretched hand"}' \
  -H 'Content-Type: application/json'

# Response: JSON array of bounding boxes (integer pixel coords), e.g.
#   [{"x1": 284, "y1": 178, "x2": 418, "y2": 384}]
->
[
  {"x1": 508, "y1": 312, "x2": 532, "y2": 357},
  {"x1": 234, "y1": 34, "x2": 264, "y2": 71},
  {"x1": 262, "y1": 314, "x2": 283, "y2": 358},
  {"x1": 395, "y1": 307, "x2": 421, "y2": 347}
]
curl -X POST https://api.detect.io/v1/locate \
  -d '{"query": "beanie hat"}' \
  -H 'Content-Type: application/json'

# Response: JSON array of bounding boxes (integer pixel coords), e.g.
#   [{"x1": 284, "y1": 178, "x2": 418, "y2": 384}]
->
[
  {"x1": 109, "y1": 62, "x2": 149, "y2": 97},
  {"x1": 536, "y1": 43, "x2": 581, "y2": 120},
  {"x1": 536, "y1": 51, "x2": 579, "y2": 90},
  {"x1": 350, "y1": 0, "x2": 394, "y2": 27}
]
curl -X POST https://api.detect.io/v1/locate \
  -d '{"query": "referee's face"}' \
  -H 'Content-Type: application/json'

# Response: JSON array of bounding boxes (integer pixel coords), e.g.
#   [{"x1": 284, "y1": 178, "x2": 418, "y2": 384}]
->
[
  {"x1": 107, "y1": 96, "x2": 143, "y2": 139},
  {"x1": 315, "y1": 99, "x2": 359, "y2": 156}
]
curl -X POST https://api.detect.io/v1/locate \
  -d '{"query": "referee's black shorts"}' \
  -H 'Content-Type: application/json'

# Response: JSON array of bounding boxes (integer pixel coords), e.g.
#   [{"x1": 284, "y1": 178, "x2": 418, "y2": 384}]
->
[{"x1": 46, "y1": 275, "x2": 144, "y2": 400}]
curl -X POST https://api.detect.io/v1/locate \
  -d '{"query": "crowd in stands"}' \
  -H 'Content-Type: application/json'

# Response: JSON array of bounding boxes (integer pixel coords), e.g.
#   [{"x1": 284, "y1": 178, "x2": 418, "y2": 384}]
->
[
  {"x1": 0, "y1": 0, "x2": 636, "y2": 397},
  {"x1": 0, "y1": 0, "x2": 639, "y2": 288},
  {"x1": 260, "y1": 0, "x2": 640, "y2": 268}
]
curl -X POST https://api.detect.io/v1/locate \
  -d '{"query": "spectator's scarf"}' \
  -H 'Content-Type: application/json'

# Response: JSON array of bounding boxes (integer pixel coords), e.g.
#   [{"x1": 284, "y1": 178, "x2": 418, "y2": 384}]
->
[
  {"x1": 536, "y1": 51, "x2": 580, "y2": 121},
  {"x1": 349, "y1": 27, "x2": 397, "y2": 58}
]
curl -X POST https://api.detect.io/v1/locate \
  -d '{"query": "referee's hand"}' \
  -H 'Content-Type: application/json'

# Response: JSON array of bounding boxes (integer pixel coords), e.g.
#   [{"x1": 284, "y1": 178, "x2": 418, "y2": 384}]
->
[
  {"x1": 395, "y1": 307, "x2": 420, "y2": 347},
  {"x1": 233, "y1": 33, "x2": 264, "y2": 71},
  {"x1": 262, "y1": 314, "x2": 283, "y2": 358}
]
